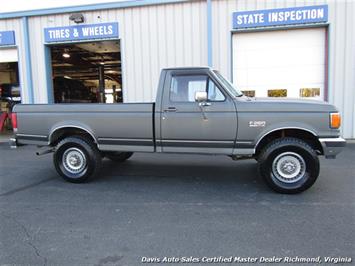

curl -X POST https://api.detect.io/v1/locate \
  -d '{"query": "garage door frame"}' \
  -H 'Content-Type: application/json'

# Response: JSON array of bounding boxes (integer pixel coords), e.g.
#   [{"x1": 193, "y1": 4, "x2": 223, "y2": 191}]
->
[
  {"x1": 0, "y1": 45, "x2": 22, "y2": 99},
  {"x1": 44, "y1": 37, "x2": 122, "y2": 103},
  {"x1": 229, "y1": 23, "x2": 329, "y2": 101}
]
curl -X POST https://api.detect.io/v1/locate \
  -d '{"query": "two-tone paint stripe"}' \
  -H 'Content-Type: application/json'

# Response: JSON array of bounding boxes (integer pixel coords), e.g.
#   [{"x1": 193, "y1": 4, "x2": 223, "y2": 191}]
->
[
  {"x1": 16, "y1": 134, "x2": 48, "y2": 141},
  {"x1": 157, "y1": 139, "x2": 235, "y2": 148},
  {"x1": 98, "y1": 138, "x2": 153, "y2": 146},
  {"x1": 98, "y1": 138, "x2": 237, "y2": 148},
  {"x1": 16, "y1": 134, "x2": 255, "y2": 151}
]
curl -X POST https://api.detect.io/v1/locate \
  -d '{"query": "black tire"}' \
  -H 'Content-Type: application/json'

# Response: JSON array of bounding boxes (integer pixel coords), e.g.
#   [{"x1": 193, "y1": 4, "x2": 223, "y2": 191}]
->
[
  {"x1": 258, "y1": 137, "x2": 319, "y2": 194},
  {"x1": 105, "y1": 152, "x2": 133, "y2": 162},
  {"x1": 53, "y1": 136, "x2": 102, "y2": 183}
]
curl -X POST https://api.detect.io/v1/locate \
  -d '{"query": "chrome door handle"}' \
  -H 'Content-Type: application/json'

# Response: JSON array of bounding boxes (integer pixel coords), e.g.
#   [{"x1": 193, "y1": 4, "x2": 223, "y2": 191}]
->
[
  {"x1": 164, "y1": 107, "x2": 177, "y2": 112},
  {"x1": 199, "y1": 102, "x2": 211, "y2": 107}
]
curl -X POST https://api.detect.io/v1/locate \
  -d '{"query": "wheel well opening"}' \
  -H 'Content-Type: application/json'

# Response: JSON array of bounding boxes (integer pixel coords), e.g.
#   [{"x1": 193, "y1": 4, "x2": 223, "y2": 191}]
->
[
  {"x1": 50, "y1": 127, "x2": 96, "y2": 146},
  {"x1": 255, "y1": 129, "x2": 323, "y2": 157}
]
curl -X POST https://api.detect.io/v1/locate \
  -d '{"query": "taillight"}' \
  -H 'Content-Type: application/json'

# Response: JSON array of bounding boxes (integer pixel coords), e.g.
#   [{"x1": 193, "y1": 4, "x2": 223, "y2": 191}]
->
[
  {"x1": 330, "y1": 112, "x2": 341, "y2": 129},
  {"x1": 11, "y1": 113, "x2": 17, "y2": 132}
]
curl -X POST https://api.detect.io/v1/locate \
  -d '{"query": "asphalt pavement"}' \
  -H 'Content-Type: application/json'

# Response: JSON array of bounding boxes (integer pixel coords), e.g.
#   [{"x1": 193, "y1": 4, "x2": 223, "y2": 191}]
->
[{"x1": 0, "y1": 142, "x2": 354, "y2": 265}]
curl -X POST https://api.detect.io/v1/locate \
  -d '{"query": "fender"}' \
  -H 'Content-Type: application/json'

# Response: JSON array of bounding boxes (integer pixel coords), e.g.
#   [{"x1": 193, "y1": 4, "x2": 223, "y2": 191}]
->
[
  {"x1": 254, "y1": 123, "x2": 318, "y2": 149},
  {"x1": 48, "y1": 121, "x2": 97, "y2": 145}
]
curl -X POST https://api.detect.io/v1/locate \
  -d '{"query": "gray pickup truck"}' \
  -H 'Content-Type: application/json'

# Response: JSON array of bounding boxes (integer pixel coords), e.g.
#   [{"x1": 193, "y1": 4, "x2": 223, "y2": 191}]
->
[{"x1": 10, "y1": 67, "x2": 346, "y2": 193}]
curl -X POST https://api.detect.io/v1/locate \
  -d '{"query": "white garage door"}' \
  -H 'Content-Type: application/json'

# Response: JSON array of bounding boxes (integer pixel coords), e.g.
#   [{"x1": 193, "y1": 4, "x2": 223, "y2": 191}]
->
[
  {"x1": 232, "y1": 28, "x2": 325, "y2": 99},
  {"x1": 0, "y1": 48, "x2": 18, "y2": 63}
]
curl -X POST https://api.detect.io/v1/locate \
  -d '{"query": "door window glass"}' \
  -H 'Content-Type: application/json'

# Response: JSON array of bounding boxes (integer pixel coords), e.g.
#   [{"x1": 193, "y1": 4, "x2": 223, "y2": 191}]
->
[
  {"x1": 170, "y1": 75, "x2": 225, "y2": 102},
  {"x1": 170, "y1": 75, "x2": 207, "y2": 102},
  {"x1": 207, "y1": 79, "x2": 225, "y2": 101}
]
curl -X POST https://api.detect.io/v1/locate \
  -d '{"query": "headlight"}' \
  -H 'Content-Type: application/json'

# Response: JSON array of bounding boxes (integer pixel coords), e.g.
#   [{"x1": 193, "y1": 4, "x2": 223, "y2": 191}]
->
[{"x1": 330, "y1": 112, "x2": 341, "y2": 129}]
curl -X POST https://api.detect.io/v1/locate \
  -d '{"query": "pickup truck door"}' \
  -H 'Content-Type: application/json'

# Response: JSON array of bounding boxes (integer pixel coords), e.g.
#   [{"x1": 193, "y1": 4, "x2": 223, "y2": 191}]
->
[{"x1": 159, "y1": 69, "x2": 238, "y2": 154}]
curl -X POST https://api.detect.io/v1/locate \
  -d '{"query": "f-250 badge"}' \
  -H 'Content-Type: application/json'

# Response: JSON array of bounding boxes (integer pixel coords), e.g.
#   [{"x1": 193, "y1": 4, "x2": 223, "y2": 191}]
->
[{"x1": 249, "y1": 121, "x2": 266, "y2": 127}]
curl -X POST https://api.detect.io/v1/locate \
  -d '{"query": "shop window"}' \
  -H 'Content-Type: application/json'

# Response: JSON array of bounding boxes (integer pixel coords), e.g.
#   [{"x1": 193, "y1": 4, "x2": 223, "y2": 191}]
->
[
  {"x1": 241, "y1": 90, "x2": 255, "y2": 97},
  {"x1": 300, "y1": 88, "x2": 320, "y2": 98},
  {"x1": 268, "y1": 89, "x2": 287, "y2": 97}
]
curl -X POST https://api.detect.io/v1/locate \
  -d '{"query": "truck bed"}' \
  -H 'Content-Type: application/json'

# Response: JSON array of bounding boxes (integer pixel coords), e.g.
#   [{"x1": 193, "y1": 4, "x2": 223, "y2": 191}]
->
[{"x1": 14, "y1": 103, "x2": 155, "y2": 152}]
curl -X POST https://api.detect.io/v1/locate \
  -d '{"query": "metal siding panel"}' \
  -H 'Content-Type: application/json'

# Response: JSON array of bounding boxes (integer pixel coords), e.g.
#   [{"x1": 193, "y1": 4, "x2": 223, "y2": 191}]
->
[
  {"x1": 327, "y1": 0, "x2": 354, "y2": 138},
  {"x1": 122, "y1": 1, "x2": 207, "y2": 102},
  {"x1": 130, "y1": 7, "x2": 142, "y2": 101},
  {"x1": 352, "y1": 1, "x2": 355, "y2": 138},
  {"x1": 174, "y1": 3, "x2": 183, "y2": 66},
  {"x1": 114, "y1": 9, "x2": 126, "y2": 101},
  {"x1": 139, "y1": 7, "x2": 150, "y2": 102},
  {"x1": 191, "y1": 1, "x2": 202, "y2": 65},
  {"x1": 182, "y1": 3, "x2": 192, "y2": 66},
  {"x1": 122, "y1": 9, "x2": 134, "y2": 102},
  {"x1": 147, "y1": 6, "x2": 158, "y2": 100},
  {"x1": 17, "y1": 19, "x2": 30, "y2": 104},
  {"x1": 199, "y1": 1, "x2": 208, "y2": 66},
  {"x1": 0, "y1": 18, "x2": 29, "y2": 103},
  {"x1": 166, "y1": 5, "x2": 177, "y2": 67},
  {"x1": 31, "y1": 18, "x2": 39, "y2": 102},
  {"x1": 339, "y1": 0, "x2": 355, "y2": 138},
  {"x1": 0, "y1": 0, "x2": 191, "y2": 19}
]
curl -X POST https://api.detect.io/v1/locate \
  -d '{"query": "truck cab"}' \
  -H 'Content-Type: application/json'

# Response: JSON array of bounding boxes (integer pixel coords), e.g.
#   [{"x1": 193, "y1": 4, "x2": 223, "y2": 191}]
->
[{"x1": 155, "y1": 67, "x2": 239, "y2": 155}]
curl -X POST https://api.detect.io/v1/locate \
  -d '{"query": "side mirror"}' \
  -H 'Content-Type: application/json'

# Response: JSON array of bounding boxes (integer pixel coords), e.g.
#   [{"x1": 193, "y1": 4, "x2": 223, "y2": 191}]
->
[{"x1": 194, "y1": 91, "x2": 207, "y2": 102}]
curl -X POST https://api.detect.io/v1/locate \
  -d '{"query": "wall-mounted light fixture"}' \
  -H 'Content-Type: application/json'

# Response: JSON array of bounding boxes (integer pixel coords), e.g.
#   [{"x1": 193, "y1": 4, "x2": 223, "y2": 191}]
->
[{"x1": 69, "y1": 13, "x2": 85, "y2": 24}]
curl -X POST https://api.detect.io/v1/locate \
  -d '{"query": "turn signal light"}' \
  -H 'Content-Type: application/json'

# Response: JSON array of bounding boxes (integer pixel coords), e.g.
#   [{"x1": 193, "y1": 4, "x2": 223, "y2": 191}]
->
[
  {"x1": 330, "y1": 112, "x2": 341, "y2": 129},
  {"x1": 11, "y1": 113, "x2": 17, "y2": 132}
]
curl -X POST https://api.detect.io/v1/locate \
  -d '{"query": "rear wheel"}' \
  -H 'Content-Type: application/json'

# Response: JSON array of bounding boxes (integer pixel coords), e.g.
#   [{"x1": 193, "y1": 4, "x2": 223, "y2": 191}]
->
[
  {"x1": 258, "y1": 137, "x2": 319, "y2": 194},
  {"x1": 53, "y1": 136, "x2": 102, "y2": 183},
  {"x1": 105, "y1": 152, "x2": 133, "y2": 162}
]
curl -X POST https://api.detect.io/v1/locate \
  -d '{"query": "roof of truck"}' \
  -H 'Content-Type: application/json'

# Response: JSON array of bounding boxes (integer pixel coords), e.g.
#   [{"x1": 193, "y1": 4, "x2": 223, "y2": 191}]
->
[{"x1": 162, "y1": 66, "x2": 212, "y2": 71}]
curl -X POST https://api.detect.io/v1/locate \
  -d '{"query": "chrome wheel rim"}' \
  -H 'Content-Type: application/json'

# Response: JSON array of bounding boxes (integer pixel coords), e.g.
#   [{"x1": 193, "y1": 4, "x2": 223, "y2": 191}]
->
[
  {"x1": 272, "y1": 152, "x2": 306, "y2": 183},
  {"x1": 62, "y1": 147, "x2": 87, "y2": 174}
]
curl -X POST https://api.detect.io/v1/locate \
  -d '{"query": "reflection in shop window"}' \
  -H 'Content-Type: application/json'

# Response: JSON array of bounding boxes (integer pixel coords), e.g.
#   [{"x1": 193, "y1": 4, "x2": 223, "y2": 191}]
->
[
  {"x1": 170, "y1": 75, "x2": 207, "y2": 102},
  {"x1": 268, "y1": 89, "x2": 287, "y2": 97},
  {"x1": 300, "y1": 88, "x2": 320, "y2": 98},
  {"x1": 241, "y1": 90, "x2": 255, "y2": 97}
]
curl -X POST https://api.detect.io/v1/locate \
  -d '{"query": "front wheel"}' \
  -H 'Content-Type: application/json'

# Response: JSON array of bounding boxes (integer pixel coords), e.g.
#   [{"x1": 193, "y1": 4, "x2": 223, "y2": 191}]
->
[
  {"x1": 53, "y1": 136, "x2": 102, "y2": 183},
  {"x1": 258, "y1": 137, "x2": 319, "y2": 194}
]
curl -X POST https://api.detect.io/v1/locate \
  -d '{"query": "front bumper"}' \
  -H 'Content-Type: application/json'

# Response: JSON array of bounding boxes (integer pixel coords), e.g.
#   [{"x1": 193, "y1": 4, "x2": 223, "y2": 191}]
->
[{"x1": 319, "y1": 137, "x2": 346, "y2": 159}]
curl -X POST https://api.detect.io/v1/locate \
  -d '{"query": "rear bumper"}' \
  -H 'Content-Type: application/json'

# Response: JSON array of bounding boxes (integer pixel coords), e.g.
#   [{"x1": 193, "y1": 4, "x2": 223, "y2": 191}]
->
[{"x1": 319, "y1": 137, "x2": 346, "y2": 159}]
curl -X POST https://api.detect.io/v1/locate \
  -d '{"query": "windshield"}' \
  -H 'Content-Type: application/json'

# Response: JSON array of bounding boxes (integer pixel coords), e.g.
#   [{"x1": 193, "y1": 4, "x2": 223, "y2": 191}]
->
[{"x1": 213, "y1": 70, "x2": 243, "y2": 97}]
